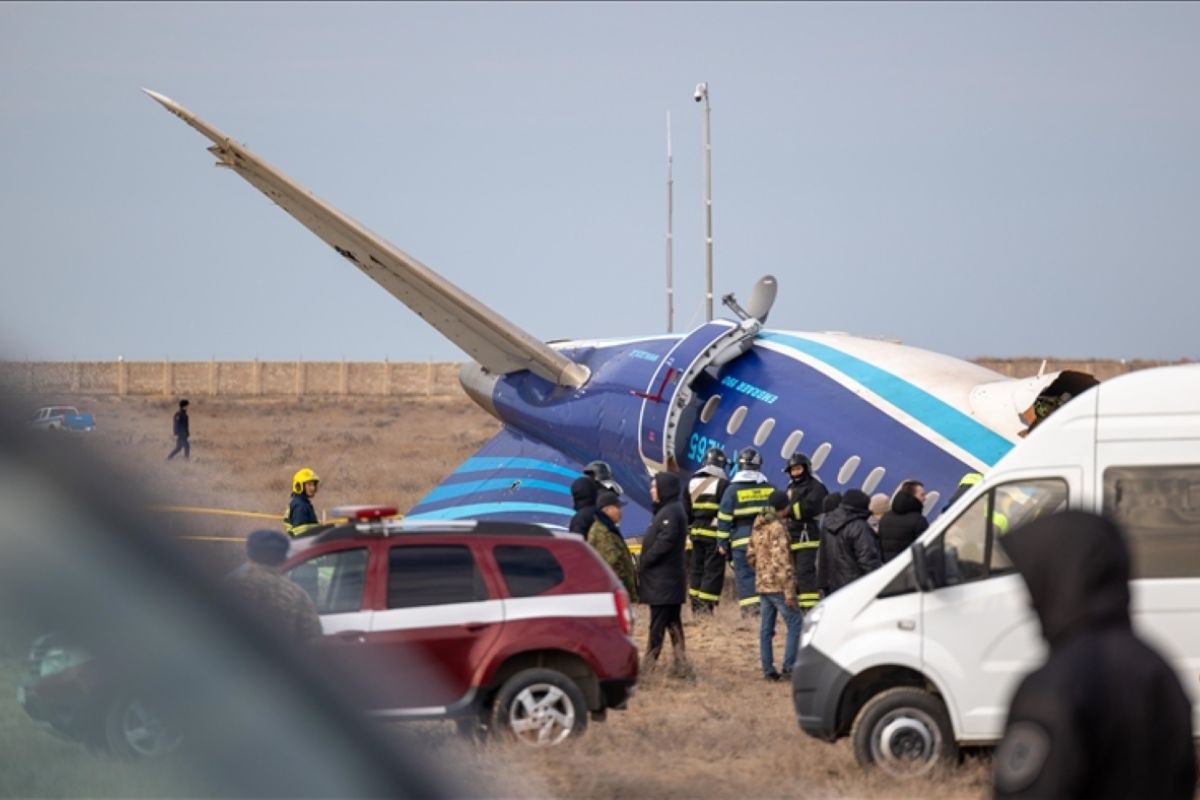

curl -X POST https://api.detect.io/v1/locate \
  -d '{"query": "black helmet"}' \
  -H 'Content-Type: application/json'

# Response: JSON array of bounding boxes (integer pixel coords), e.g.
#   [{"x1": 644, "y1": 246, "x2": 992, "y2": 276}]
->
[
  {"x1": 583, "y1": 460, "x2": 613, "y2": 482},
  {"x1": 783, "y1": 452, "x2": 812, "y2": 473},
  {"x1": 702, "y1": 447, "x2": 728, "y2": 469},
  {"x1": 736, "y1": 448, "x2": 762, "y2": 471}
]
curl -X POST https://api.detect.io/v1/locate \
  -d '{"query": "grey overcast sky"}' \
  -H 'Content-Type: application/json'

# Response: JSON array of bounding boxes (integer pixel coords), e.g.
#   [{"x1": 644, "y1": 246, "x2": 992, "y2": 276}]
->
[{"x1": 2, "y1": 2, "x2": 1198, "y2": 362}]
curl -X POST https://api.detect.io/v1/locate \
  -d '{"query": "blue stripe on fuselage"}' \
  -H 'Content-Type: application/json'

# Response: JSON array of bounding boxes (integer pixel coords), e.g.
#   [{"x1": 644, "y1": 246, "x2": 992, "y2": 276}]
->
[
  {"x1": 758, "y1": 332, "x2": 1012, "y2": 467},
  {"x1": 454, "y1": 456, "x2": 580, "y2": 480},
  {"x1": 421, "y1": 477, "x2": 571, "y2": 505},
  {"x1": 405, "y1": 502, "x2": 573, "y2": 521}
]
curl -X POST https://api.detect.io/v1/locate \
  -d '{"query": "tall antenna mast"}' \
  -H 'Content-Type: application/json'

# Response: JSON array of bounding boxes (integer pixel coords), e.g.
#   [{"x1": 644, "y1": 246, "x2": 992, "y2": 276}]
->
[
  {"x1": 666, "y1": 111, "x2": 674, "y2": 333},
  {"x1": 695, "y1": 81, "x2": 713, "y2": 321}
]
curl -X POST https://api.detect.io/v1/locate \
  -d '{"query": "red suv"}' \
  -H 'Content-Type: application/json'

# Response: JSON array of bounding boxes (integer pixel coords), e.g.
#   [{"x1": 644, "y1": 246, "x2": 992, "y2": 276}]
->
[{"x1": 282, "y1": 511, "x2": 638, "y2": 746}]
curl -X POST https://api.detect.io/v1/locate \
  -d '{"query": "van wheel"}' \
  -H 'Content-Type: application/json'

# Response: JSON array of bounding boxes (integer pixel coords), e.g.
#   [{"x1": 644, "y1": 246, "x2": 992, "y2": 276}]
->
[
  {"x1": 851, "y1": 687, "x2": 957, "y2": 777},
  {"x1": 490, "y1": 668, "x2": 587, "y2": 747}
]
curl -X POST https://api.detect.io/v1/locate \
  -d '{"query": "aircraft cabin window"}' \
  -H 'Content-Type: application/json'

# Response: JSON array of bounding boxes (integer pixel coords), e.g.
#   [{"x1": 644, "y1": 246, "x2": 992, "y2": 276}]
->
[
  {"x1": 753, "y1": 418, "x2": 776, "y2": 447},
  {"x1": 726, "y1": 406, "x2": 749, "y2": 436},
  {"x1": 780, "y1": 430, "x2": 804, "y2": 459},
  {"x1": 811, "y1": 443, "x2": 832, "y2": 471},
  {"x1": 862, "y1": 466, "x2": 886, "y2": 494},
  {"x1": 700, "y1": 395, "x2": 721, "y2": 424},
  {"x1": 1104, "y1": 464, "x2": 1200, "y2": 579},
  {"x1": 837, "y1": 456, "x2": 861, "y2": 485}
]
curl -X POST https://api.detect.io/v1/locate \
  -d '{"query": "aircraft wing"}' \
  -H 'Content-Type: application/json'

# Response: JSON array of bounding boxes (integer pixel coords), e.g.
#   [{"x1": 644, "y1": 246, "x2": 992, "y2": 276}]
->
[
  {"x1": 144, "y1": 90, "x2": 589, "y2": 389},
  {"x1": 405, "y1": 427, "x2": 651, "y2": 536}
]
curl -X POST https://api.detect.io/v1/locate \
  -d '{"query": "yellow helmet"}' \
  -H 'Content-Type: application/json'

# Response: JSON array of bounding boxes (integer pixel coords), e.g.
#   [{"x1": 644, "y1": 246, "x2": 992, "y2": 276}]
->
[{"x1": 292, "y1": 467, "x2": 320, "y2": 494}]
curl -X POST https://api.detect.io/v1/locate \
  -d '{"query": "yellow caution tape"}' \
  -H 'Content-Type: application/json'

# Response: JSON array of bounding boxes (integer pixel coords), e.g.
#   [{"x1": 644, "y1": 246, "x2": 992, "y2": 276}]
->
[{"x1": 147, "y1": 505, "x2": 283, "y2": 522}]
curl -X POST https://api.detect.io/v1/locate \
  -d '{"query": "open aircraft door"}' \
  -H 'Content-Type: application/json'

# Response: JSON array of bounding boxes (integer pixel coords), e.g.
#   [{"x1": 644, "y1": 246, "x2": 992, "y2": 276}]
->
[{"x1": 637, "y1": 277, "x2": 777, "y2": 474}]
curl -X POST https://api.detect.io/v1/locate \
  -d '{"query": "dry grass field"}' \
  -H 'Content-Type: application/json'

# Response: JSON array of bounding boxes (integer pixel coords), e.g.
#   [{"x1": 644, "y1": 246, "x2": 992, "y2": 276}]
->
[{"x1": 0, "y1": 392, "x2": 1004, "y2": 798}]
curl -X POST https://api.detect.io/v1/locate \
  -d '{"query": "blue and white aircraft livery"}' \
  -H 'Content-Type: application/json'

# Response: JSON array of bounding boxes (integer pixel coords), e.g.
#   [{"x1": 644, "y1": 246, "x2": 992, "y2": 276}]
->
[{"x1": 147, "y1": 91, "x2": 1095, "y2": 535}]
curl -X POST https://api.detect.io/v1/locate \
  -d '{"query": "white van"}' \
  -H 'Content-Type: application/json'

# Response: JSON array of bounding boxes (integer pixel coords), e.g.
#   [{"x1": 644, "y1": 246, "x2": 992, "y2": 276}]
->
[{"x1": 792, "y1": 364, "x2": 1200, "y2": 775}]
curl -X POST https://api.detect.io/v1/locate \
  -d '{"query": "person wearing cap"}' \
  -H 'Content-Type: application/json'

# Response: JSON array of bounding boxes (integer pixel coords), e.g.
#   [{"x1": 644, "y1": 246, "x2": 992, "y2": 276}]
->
[
  {"x1": 819, "y1": 489, "x2": 881, "y2": 595},
  {"x1": 878, "y1": 480, "x2": 929, "y2": 562},
  {"x1": 993, "y1": 512, "x2": 1196, "y2": 799},
  {"x1": 586, "y1": 491, "x2": 638, "y2": 602},
  {"x1": 225, "y1": 529, "x2": 323, "y2": 644},
  {"x1": 746, "y1": 490, "x2": 803, "y2": 681},
  {"x1": 167, "y1": 399, "x2": 190, "y2": 461},
  {"x1": 285, "y1": 467, "x2": 322, "y2": 537},
  {"x1": 568, "y1": 460, "x2": 619, "y2": 535}
]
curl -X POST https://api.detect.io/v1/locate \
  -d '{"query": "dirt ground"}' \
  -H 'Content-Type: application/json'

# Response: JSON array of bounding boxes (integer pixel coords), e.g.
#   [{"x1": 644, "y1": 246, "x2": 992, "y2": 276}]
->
[{"x1": 0, "y1": 393, "x2": 1002, "y2": 798}]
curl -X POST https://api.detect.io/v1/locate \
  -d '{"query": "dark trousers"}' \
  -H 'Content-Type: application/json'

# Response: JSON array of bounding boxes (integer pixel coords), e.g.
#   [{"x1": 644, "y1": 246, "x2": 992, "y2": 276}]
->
[
  {"x1": 646, "y1": 603, "x2": 684, "y2": 661},
  {"x1": 688, "y1": 537, "x2": 725, "y2": 611},
  {"x1": 167, "y1": 436, "x2": 190, "y2": 460}
]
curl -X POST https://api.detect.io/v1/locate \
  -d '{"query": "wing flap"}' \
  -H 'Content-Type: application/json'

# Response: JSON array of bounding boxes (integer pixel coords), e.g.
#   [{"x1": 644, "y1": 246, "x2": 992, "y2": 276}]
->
[{"x1": 146, "y1": 90, "x2": 588, "y2": 388}]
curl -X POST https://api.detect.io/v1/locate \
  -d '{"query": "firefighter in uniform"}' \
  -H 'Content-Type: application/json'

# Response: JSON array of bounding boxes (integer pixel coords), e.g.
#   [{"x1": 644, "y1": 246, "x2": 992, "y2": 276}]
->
[
  {"x1": 682, "y1": 447, "x2": 730, "y2": 615},
  {"x1": 782, "y1": 452, "x2": 828, "y2": 611},
  {"x1": 717, "y1": 447, "x2": 774, "y2": 616},
  {"x1": 284, "y1": 467, "x2": 322, "y2": 537}
]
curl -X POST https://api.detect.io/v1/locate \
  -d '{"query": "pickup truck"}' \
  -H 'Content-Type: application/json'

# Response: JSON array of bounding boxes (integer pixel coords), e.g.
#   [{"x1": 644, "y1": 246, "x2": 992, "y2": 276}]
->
[{"x1": 31, "y1": 406, "x2": 95, "y2": 432}]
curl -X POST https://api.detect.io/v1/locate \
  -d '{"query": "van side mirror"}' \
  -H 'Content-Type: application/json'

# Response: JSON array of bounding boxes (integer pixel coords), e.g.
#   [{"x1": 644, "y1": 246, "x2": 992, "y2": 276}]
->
[{"x1": 910, "y1": 542, "x2": 935, "y2": 592}]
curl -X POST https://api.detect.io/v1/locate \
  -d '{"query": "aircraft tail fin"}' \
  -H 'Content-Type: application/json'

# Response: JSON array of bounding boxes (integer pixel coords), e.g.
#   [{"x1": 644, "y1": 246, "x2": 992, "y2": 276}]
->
[{"x1": 144, "y1": 90, "x2": 589, "y2": 389}]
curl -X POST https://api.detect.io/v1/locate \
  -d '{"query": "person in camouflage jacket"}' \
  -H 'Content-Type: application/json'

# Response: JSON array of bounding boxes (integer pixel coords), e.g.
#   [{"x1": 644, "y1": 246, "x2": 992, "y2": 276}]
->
[
  {"x1": 225, "y1": 530, "x2": 323, "y2": 645},
  {"x1": 586, "y1": 491, "x2": 639, "y2": 602},
  {"x1": 746, "y1": 490, "x2": 803, "y2": 680}
]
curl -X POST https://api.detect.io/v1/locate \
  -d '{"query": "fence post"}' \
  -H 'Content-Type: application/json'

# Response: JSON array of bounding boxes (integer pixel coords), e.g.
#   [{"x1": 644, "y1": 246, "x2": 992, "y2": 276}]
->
[
  {"x1": 295, "y1": 360, "x2": 303, "y2": 396},
  {"x1": 383, "y1": 358, "x2": 390, "y2": 396},
  {"x1": 339, "y1": 359, "x2": 348, "y2": 396},
  {"x1": 253, "y1": 359, "x2": 262, "y2": 396},
  {"x1": 71, "y1": 362, "x2": 82, "y2": 394},
  {"x1": 209, "y1": 359, "x2": 218, "y2": 396},
  {"x1": 162, "y1": 361, "x2": 173, "y2": 397},
  {"x1": 426, "y1": 359, "x2": 433, "y2": 398},
  {"x1": 117, "y1": 359, "x2": 127, "y2": 396}
]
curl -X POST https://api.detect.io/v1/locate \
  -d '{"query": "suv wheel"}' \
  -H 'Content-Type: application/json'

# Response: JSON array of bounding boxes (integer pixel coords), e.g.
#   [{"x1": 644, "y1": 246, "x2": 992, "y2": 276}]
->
[
  {"x1": 851, "y1": 687, "x2": 957, "y2": 776},
  {"x1": 490, "y1": 668, "x2": 587, "y2": 747},
  {"x1": 104, "y1": 692, "x2": 184, "y2": 759}
]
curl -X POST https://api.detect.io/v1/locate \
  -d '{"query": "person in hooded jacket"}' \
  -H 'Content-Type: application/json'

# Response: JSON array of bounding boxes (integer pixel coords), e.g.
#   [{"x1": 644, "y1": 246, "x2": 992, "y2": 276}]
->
[
  {"x1": 782, "y1": 452, "x2": 828, "y2": 611},
  {"x1": 637, "y1": 472, "x2": 691, "y2": 676},
  {"x1": 568, "y1": 460, "x2": 617, "y2": 534},
  {"x1": 878, "y1": 480, "x2": 930, "y2": 562},
  {"x1": 820, "y1": 489, "x2": 881, "y2": 595},
  {"x1": 815, "y1": 491, "x2": 841, "y2": 596},
  {"x1": 993, "y1": 511, "x2": 1196, "y2": 799}
]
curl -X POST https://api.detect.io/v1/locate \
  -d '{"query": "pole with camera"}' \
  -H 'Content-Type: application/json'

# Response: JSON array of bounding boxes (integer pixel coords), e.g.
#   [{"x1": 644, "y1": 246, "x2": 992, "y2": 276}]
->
[{"x1": 694, "y1": 82, "x2": 713, "y2": 322}]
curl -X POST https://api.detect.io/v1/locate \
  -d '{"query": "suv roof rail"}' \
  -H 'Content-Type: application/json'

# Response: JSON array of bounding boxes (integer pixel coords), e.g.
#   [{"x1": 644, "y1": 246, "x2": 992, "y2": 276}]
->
[{"x1": 314, "y1": 518, "x2": 556, "y2": 544}]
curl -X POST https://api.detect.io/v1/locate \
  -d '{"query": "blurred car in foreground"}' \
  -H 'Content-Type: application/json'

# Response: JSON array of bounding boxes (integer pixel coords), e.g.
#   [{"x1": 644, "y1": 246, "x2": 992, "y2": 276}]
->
[
  {"x1": 285, "y1": 507, "x2": 639, "y2": 746},
  {"x1": 30, "y1": 405, "x2": 95, "y2": 432},
  {"x1": 0, "y1": 410, "x2": 458, "y2": 797}
]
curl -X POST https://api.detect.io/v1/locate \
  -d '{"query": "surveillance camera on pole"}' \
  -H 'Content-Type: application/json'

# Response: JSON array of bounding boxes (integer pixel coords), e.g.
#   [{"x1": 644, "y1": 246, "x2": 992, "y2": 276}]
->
[{"x1": 694, "y1": 82, "x2": 713, "y2": 321}]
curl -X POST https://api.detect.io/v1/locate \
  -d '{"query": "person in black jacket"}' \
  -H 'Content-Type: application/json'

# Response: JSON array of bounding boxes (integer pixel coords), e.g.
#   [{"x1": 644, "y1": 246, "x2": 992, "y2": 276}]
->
[
  {"x1": 167, "y1": 399, "x2": 190, "y2": 460},
  {"x1": 877, "y1": 480, "x2": 929, "y2": 562},
  {"x1": 815, "y1": 492, "x2": 841, "y2": 596},
  {"x1": 820, "y1": 489, "x2": 881, "y2": 595},
  {"x1": 993, "y1": 511, "x2": 1196, "y2": 799},
  {"x1": 782, "y1": 453, "x2": 828, "y2": 610},
  {"x1": 637, "y1": 471, "x2": 690, "y2": 677},
  {"x1": 568, "y1": 460, "x2": 619, "y2": 534}
]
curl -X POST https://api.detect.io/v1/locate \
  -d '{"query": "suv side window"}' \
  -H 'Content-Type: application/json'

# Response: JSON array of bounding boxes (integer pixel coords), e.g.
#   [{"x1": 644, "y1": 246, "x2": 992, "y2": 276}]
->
[
  {"x1": 494, "y1": 545, "x2": 564, "y2": 597},
  {"x1": 1104, "y1": 465, "x2": 1200, "y2": 579},
  {"x1": 286, "y1": 547, "x2": 369, "y2": 614},
  {"x1": 388, "y1": 545, "x2": 486, "y2": 608},
  {"x1": 935, "y1": 478, "x2": 1069, "y2": 586}
]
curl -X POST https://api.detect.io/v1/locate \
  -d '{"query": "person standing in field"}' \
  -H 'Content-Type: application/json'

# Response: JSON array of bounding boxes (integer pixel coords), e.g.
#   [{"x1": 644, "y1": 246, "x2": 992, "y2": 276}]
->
[
  {"x1": 167, "y1": 399, "x2": 190, "y2": 460},
  {"x1": 225, "y1": 529, "x2": 323, "y2": 645},
  {"x1": 285, "y1": 467, "x2": 322, "y2": 537},
  {"x1": 586, "y1": 491, "x2": 638, "y2": 602},
  {"x1": 638, "y1": 472, "x2": 691, "y2": 677},
  {"x1": 746, "y1": 490, "x2": 803, "y2": 681}
]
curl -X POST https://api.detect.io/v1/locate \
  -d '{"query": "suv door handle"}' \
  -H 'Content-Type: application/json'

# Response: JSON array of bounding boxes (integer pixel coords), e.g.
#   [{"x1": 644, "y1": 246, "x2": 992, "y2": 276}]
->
[{"x1": 335, "y1": 630, "x2": 366, "y2": 643}]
